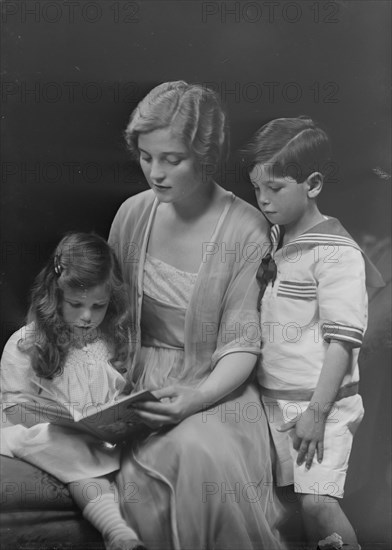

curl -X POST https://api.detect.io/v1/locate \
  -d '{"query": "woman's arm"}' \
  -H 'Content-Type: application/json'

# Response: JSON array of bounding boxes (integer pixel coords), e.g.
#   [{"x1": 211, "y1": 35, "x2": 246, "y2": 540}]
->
[
  {"x1": 198, "y1": 351, "x2": 256, "y2": 404},
  {"x1": 130, "y1": 352, "x2": 257, "y2": 428}
]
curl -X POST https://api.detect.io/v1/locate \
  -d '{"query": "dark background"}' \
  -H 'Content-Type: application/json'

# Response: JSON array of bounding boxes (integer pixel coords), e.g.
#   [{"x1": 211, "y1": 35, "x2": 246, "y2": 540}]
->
[{"x1": 1, "y1": 0, "x2": 391, "y2": 547}]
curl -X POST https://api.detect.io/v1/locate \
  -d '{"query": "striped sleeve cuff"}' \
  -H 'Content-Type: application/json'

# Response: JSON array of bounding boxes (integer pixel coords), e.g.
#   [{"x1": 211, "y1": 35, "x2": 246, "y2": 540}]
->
[{"x1": 322, "y1": 322, "x2": 364, "y2": 348}]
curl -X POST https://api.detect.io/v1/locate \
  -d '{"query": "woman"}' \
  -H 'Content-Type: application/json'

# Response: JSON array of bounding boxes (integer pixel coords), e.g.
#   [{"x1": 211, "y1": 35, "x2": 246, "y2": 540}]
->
[{"x1": 109, "y1": 81, "x2": 284, "y2": 550}]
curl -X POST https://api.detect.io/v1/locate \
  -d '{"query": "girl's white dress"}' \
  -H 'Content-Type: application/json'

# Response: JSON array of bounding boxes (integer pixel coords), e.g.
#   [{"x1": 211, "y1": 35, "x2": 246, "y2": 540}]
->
[{"x1": 0, "y1": 330, "x2": 125, "y2": 482}]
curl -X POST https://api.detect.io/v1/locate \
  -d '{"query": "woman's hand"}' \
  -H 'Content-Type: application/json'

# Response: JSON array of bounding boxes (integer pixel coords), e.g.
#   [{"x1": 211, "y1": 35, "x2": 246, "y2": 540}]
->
[
  {"x1": 129, "y1": 385, "x2": 206, "y2": 429},
  {"x1": 130, "y1": 352, "x2": 257, "y2": 430}
]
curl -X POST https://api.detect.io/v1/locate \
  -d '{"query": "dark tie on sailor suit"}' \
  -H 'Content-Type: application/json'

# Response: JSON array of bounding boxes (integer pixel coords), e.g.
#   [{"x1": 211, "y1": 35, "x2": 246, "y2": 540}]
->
[{"x1": 256, "y1": 224, "x2": 282, "y2": 312}]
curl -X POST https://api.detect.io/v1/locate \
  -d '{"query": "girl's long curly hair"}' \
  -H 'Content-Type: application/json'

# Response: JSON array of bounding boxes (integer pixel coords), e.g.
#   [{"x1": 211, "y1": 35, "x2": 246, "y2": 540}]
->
[{"x1": 19, "y1": 232, "x2": 131, "y2": 379}]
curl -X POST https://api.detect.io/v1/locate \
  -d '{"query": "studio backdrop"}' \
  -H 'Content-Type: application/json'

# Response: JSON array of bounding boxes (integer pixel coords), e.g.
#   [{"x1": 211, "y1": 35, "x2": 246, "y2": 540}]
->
[{"x1": 1, "y1": 0, "x2": 391, "y2": 547}]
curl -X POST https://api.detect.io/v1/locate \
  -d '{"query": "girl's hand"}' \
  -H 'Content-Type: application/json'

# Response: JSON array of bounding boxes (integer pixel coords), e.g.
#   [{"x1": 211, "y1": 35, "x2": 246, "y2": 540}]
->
[
  {"x1": 129, "y1": 386, "x2": 205, "y2": 430},
  {"x1": 277, "y1": 408, "x2": 326, "y2": 470}
]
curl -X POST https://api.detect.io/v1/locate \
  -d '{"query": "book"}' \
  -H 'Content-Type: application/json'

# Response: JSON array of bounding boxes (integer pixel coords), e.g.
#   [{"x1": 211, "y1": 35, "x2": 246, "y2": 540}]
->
[{"x1": 3, "y1": 389, "x2": 159, "y2": 444}]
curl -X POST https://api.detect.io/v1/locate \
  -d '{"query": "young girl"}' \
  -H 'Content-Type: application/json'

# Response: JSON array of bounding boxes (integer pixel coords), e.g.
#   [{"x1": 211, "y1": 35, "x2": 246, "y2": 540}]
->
[{"x1": 0, "y1": 232, "x2": 147, "y2": 550}]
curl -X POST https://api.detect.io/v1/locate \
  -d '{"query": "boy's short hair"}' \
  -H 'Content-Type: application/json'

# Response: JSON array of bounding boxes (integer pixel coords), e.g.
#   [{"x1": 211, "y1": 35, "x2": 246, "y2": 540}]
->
[{"x1": 242, "y1": 116, "x2": 331, "y2": 183}]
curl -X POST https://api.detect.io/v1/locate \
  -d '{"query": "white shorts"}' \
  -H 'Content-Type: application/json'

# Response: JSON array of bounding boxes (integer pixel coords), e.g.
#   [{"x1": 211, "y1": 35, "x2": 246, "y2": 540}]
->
[{"x1": 262, "y1": 393, "x2": 364, "y2": 498}]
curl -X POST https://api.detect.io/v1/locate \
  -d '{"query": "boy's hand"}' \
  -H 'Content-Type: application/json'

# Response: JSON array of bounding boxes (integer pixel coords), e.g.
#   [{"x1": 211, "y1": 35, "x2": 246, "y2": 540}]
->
[{"x1": 278, "y1": 408, "x2": 326, "y2": 470}]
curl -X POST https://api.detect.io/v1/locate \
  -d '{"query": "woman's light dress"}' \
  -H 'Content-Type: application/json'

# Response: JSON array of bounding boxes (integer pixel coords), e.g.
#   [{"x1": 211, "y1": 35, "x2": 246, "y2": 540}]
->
[{"x1": 112, "y1": 197, "x2": 284, "y2": 549}]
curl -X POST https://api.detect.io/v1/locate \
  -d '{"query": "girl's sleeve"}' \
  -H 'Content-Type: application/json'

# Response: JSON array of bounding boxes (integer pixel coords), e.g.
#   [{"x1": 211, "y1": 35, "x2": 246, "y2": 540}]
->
[{"x1": 0, "y1": 328, "x2": 38, "y2": 407}]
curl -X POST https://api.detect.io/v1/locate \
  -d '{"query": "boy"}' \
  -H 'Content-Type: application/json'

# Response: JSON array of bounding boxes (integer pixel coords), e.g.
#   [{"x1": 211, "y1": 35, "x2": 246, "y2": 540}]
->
[{"x1": 243, "y1": 117, "x2": 383, "y2": 549}]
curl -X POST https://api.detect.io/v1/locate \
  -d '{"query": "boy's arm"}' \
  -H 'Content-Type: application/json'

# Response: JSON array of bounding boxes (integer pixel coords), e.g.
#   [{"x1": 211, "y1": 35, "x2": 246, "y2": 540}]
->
[
  {"x1": 279, "y1": 245, "x2": 367, "y2": 469},
  {"x1": 309, "y1": 339, "x2": 352, "y2": 417},
  {"x1": 280, "y1": 340, "x2": 351, "y2": 469}
]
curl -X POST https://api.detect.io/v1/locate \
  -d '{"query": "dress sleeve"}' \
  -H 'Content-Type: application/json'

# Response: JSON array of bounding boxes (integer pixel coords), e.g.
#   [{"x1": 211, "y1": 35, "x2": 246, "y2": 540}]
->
[
  {"x1": 108, "y1": 191, "x2": 154, "y2": 264},
  {"x1": 108, "y1": 202, "x2": 124, "y2": 260},
  {"x1": 108, "y1": 200, "x2": 122, "y2": 241},
  {"x1": 210, "y1": 202, "x2": 269, "y2": 367},
  {"x1": 211, "y1": 255, "x2": 262, "y2": 367},
  {"x1": 0, "y1": 328, "x2": 38, "y2": 407},
  {"x1": 316, "y1": 246, "x2": 368, "y2": 348}
]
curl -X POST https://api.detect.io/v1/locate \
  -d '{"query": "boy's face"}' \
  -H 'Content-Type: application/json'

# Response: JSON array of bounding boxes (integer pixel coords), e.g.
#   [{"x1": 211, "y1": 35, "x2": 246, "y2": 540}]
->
[{"x1": 249, "y1": 163, "x2": 310, "y2": 226}]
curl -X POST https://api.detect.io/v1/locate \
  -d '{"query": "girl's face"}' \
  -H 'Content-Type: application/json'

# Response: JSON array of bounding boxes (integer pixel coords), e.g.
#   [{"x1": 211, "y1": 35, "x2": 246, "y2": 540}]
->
[
  {"x1": 138, "y1": 128, "x2": 204, "y2": 205},
  {"x1": 61, "y1": 283, "x2": 110, "y2": 336}
]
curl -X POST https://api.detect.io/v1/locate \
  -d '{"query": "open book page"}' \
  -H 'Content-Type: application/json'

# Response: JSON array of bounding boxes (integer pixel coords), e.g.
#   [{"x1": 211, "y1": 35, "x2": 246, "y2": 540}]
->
[{"x1": 2, "y1": 389, "x2": 159, "y2": 443}]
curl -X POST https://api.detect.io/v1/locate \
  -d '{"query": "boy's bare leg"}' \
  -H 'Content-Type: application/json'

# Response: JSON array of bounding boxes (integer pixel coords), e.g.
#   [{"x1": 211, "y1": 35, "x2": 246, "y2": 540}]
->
[{"x1": 300, "y1": 494, "x2": 359, "y2": 548}]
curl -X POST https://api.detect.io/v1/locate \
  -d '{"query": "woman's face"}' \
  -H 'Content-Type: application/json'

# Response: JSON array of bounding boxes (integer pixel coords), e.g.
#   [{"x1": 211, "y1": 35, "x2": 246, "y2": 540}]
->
[{"x1": 138, "y1": 128, "x2": 204, "y2": 205}]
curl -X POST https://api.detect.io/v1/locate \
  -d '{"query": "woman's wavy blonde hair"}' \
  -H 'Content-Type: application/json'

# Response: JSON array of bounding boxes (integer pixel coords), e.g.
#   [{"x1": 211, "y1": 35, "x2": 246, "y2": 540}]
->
[{"x1": 125, "y1": 80, "x2": 229, "y2": 176}]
